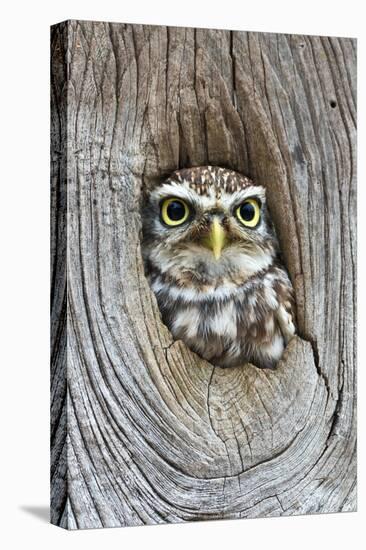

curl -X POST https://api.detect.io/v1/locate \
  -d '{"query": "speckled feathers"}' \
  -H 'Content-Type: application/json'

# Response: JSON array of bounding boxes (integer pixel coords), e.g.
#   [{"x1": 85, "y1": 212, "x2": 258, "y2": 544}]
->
[
  {"x1": 142, "y1": 166, "x2": 296, "y2": 368},
  {"x1": 172, "y1": 166, "x2": 255, "y2": 197}
]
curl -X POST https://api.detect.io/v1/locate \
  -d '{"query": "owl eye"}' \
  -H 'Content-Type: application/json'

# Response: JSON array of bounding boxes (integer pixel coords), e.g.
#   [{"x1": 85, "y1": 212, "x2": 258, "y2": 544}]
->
[
  {"x1": 236, "y1": 198, "x2": 261, "y2": 228},
  {"x1": 161, "y1": 197, "x2": 190, "y2": 226}
]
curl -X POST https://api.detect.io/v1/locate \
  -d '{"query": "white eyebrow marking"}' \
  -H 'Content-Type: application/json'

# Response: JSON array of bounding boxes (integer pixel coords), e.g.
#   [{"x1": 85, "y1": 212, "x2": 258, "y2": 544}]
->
[
  {"x1": 150, "y1": 176, "x2": 266, "y2": 212},
  {"x1": 220, "y1": 186, "x2": 266, "y2": 209},
  {"x1": 150, "y1": 182, "x2": 198, "y2": 201}
]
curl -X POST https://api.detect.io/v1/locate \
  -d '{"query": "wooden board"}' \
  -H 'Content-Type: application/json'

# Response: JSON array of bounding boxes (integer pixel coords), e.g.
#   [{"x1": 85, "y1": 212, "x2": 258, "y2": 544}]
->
[{"x1": 51, "y1": 20, "x2": 356, "y2": 529}]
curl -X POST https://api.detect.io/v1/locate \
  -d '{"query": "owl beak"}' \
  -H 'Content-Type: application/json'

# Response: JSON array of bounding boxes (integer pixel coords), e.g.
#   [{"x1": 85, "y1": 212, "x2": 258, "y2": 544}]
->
[{"x1": 208, "y1": 217, "x2": 226, "y2": 260}]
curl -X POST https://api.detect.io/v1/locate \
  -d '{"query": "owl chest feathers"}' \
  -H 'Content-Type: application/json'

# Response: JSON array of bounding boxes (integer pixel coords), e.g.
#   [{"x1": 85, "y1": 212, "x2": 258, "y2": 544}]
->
[{"x1": 150, "y1": 265, "x2": 295, "y2": 369}]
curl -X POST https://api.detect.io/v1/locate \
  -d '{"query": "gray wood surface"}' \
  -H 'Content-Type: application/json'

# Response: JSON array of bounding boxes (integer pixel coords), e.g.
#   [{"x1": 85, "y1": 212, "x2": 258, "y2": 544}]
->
[{"x1": 50, "y1": 20, "x2": 357, "y2": 529}]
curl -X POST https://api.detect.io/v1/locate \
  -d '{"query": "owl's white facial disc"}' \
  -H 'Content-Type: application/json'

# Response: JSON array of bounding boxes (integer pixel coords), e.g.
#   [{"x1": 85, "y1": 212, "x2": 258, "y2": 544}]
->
[{"x1": 142, "y1": 166, "x2": 279, "y2": 290}]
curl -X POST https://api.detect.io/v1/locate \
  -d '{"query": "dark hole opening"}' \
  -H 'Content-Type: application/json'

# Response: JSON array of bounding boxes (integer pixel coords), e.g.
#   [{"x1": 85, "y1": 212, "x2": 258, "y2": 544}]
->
[{"x1": 330, "y1": 100, "x2": 337, "y2": 109}]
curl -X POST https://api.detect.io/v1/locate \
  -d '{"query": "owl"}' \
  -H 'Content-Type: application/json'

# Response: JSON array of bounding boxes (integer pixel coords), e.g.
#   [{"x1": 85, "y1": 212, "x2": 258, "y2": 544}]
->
[{"x1": 141, "y1": 166, "x2": 296, "y2": 369}]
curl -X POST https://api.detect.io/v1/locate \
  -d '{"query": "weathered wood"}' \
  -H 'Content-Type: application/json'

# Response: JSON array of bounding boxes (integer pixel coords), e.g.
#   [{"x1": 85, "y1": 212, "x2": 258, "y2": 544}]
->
[{"x1": 50, "y1": 20, "x2": 356, "y2": 529}]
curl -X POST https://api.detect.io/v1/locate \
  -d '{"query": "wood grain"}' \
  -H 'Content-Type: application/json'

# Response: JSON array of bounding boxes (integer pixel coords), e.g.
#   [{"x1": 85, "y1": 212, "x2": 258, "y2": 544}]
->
[{"x1": 50, "y1": 20, "x2": 356, "y2": 529}]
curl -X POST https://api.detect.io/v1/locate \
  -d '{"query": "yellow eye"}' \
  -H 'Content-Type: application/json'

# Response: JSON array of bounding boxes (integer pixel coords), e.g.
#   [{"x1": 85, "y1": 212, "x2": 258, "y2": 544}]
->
[
  {"x1": 161, "y1": 198, "x2": 190, "y2": 226},
  {"x1": 236, "y1": 198, "x2": 261, "y2": 228}
]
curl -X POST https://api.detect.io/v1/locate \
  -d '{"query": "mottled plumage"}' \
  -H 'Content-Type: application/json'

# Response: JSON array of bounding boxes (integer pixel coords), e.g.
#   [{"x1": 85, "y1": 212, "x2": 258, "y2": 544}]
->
[{"x1": 142, "y1": 166, "x2": 296, "y2": 368}]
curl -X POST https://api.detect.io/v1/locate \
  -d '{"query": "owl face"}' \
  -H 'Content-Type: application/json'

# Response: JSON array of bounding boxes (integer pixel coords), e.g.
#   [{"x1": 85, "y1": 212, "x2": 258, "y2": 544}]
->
[{"x1": 142, "y1": 167, "x2": 279, "y2": 286}]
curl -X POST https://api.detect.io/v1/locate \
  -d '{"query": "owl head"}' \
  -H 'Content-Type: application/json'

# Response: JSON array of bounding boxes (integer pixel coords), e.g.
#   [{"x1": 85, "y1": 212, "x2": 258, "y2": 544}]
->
[{"x1": 142, "y1": 166, "x2": 279, "y2": 286}]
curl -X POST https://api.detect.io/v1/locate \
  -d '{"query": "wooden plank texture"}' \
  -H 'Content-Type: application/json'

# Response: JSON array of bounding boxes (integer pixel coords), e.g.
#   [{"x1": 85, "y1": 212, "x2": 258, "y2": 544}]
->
[{"x1": 50, "y1": 20, "x2": 356, "y2": 529}]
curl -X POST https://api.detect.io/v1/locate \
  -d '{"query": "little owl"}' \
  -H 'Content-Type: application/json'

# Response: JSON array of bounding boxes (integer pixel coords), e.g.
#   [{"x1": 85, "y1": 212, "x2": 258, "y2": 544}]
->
[{"x1": 142, "y1": 166, "x2": 296, "y2": 369}]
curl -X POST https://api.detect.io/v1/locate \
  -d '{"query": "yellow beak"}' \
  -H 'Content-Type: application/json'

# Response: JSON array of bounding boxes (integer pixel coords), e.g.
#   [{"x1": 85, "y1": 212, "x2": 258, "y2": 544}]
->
[{"x1": 208, "y1": 217, "x2": 226, "y2": 260}]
